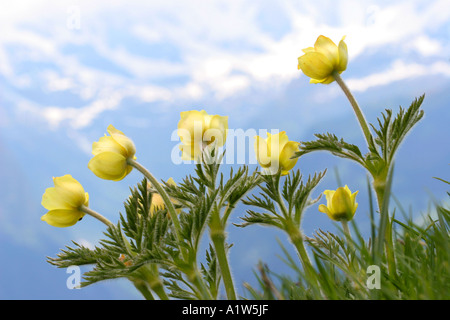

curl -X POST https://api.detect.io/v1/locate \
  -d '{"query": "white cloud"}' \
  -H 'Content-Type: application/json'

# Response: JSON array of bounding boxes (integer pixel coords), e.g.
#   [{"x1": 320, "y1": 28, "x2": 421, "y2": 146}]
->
[
  {"x1": 346, "y1": 60, "x2": 450, "y2": 92},
  {"x1": 0, "y1": 0, "x2": 449, "y2": 131}
]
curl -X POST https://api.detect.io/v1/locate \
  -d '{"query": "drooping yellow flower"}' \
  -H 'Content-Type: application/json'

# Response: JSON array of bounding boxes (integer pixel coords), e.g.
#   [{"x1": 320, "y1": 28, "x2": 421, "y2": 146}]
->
[
  {"x1": 148, "y1": 177, "x2": 180, "y2": 216},
  {"x1": 254, "y1": 131, "x2": 300, "y2": 175},
  {"x1": 297, "y1": 35, "x2": 348, "y2": 84},
  {"x1": 318, "y1": 185, "x2": 358, "y2": 221},
  {"x1": 177, "y1": 110, "x2": 228, "y2": 161},
  {"x1": 41, "y1": 174, "x2": 89, "y2": 227},
  {"x1": 88, "y1": 124, "x2": 136, "y2": 181}
]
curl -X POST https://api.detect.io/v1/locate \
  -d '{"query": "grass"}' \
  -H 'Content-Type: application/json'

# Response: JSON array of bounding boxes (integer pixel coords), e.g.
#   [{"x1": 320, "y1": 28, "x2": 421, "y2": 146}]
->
[{"x1": 244, "y1": 179, "x2": 450, "y2": 300}]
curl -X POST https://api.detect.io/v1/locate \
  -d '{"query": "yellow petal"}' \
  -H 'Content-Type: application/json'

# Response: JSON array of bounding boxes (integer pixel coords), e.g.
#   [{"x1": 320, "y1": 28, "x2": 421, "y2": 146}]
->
[
  {"x1": 52, "y1": 175, "x2": 87, "y2": 208},
  {"x1": 265, "y1": 131, "x2": 288, "y2": 171},
  {"x1": 319, "y1": 75, "x2": 336, "y2": 84},
  {"x1": 254, "y1": 135, "x2": 271, "y2": 168},
  {"x1": 302, "y1": 47, "x2": 315, "y2": 53},
  {"x1": 178, "y1": 113, "x2": 205, "y2": 145},
  {"x1": 279, "y1": 141, "x2": 300, "y2": 173},
  {"x1": 150, "y1": 193, "x2": 165, "y2": 216},
  {"x1": 41, "y1": 209, "x2": 84, "y2": 228},
  {"x1": 323, "y1": 190, "x2": 335, "y2": 211},
  {"x1": 88, "y1": 152, "x2": 129, "y2": 181},
  {"x1": 309, "y1": 78, "x2": 328, "y2": 84},
  {"x1": 268, "y1": 131, "x2": 289, "y2": 154},
  {"x1": 309, "y1": 75, "x2": 336, "y2": 84},
  {"x1": 107, "y1": 125, "x2": 136, "y2": 158},
  {"x1": 179, "y1": 142, "x2": 202, "y2": 161},
  {"x1": 106, "y1": 124, "x2": 126, "y2": 136},
  {"x1": 298, "y1": 52, "x2": 334, "y2": 80},
  {"x1": 314, "y1": 35, "x2": 339, "y2": 66},
  {"x1": 41, "y1": 187, "x2": 74, "y2": 211},
  {"x1": 92, "y1": 135, "x2": 126, "y2": 157},
  {"x1": 331, "y1": 187, "x2": 353, "y2": 218},
  {"x1": 84, "y1": 192, "x2": 89, "y2": 207},
  {"x1": 207, "y1": 115, "x2": 228, "y2": 146},
  {"x1": 318, "y1": 204, "x2": 330, "y2": 214},
  {"x1": 166, "y1": 177, "x2": 177, "y2": 187},
  {"x1": 337, "y1": 36, "x2": 348, "y2": 72}
]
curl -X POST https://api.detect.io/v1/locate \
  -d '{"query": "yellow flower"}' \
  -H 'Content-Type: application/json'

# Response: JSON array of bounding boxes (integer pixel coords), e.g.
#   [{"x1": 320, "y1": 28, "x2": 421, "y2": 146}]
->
[
  {"x1": 177, "y1": 110, "x2": 228, "y2": 161},
  {"x1": 297, "y1": 35, "x2": 348, "y2": 84},
  {"x1": 88, "y1": 124, "x2": 136, "y2": 181},
  {"x1": 318, "y1": 185, "x2": 358, "y2": 221},
  {"x1": 148, "y1": 178, "x2": 180, "y2": 216},
  {"x1": 41, "y1": 174, "x2": 89, "y2": 227},
  {"x1": 254, "y1": 131, "x2": 300, "y2": 175}
]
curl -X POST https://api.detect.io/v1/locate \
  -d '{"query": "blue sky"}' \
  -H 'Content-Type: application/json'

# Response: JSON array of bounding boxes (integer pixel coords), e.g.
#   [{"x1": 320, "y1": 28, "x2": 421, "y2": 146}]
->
[{"x1": 0, "y1": 0, "x2": 449, "y2": 299}]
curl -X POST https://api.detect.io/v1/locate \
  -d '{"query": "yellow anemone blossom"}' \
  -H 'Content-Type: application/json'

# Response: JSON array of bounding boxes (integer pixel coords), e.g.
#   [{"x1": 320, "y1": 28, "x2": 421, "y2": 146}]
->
[
  {"x1": 177, "y1": 110, "x2": 228, "y2": 161},
  {"x1": 318, "y1": 185, "x2": 358, "y2": 221},
  {"x1": 148, "y1": 178, "x2": 181, "y2": 216},
  {"x1": 41, "y1": 174, "x2": 89, "y2": 227},
  {"x1": 297, "y1": 35, "x2": 348, "y2": 84},
  {"x1": 88, "y1": 124, "x2": 136, "y2": 181},
  {"x1": 254, "y1": 131, "x2": 300, "y2": 175}
]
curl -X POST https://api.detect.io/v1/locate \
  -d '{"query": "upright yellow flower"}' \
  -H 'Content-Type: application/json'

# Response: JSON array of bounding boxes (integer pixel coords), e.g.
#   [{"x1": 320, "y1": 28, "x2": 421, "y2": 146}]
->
[
  {"x1": 88, "y1": 124, "x2": 136, "y2": 181},
  {"x1": 297, "y1": 35, "x2": 348, "y2": 84},
  {"x1": 41, "y1": 174, "x2": 89, "y2": 227},
  {"x1": 177, "y1": 110, "x2": 228, "y2": 161},
  {"x1": 254, "y1": 131, "x2": 300, "y2": 175},
  {"x1": 318, "y1": 185, "x2": 358, "y2": 221}
]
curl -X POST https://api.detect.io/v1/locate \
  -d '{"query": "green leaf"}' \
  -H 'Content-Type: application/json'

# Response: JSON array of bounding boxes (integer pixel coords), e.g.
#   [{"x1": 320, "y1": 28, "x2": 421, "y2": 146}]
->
[
  {"x1": 200, "y1": 244, "x2": 221, "y2": 299},
  {"x1": 296, "y1": 133, "x2": 366, "y2": 167},
  {"x1": 235, "y1": 210, "x2": 284, "y2": 229},
  {"x1": 370, "y1": 94, "x2": 425, "y2": 164},
  {"x1": 47, "y1": 241, "x2": 109, "y2": 268}
]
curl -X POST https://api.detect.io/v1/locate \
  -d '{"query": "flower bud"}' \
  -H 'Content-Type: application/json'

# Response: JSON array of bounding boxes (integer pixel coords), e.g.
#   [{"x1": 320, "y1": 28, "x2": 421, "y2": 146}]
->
[
  {"x1": 254, "y1": 131, "x2": 300, "y2": 175},
  {"x1": 177, "y1": 110, "x2": 228, "y2": 161},
  {"x1": 88, "y1": 125, "x2": 136, "y2": 181},
  {"x1": 298, "y1": 35, "x2": 348, "y2": 84},
  {"x1": 318, "y1": 185, "x2": 358, "y2": 221},
  {"x1": 41, "y1": 174, "x2": 89, "y2": 227}
]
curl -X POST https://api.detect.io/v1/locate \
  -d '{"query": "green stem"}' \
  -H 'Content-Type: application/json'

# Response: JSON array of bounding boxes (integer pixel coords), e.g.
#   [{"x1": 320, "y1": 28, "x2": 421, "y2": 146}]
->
[
  {"x1": 133, "y1": 279, "x2": 155, "y2": 300},
  {"x1": 127, "y1": 159, "x2": 184, "y2": 252},
  {"x1": 139, "y1": 265, "x2": 169, "y2": 300},
  {"x1": 80, "y1": 205, "x2": 113, "y2": 227},
  {"x1": 211, "y1": 229, "x2": 236, "y2": 300},
  {"x1": 149, "y1": 279, "x2": 169, "y2": 300},
  {"x1": 210, "y1": 207, "x2": 236, "y2": 300},
  {"x1": 286, "y1": 224, "x2": 316, "y2": 282},
  {"x1": 333, "y1": 72, "x2": 373, "y2": 149},
  {"x1": 334, "y1": 71, "x2": 398, "y2": 278},
  {"x1": 128, "y1": 159, "x2": 211, "y2": 296},
  {"x1": 373, "y1": 169, "x2": 397, "y2": 279},
  {"x1": 221, "y1": 205, "x2": 234, "y2": 226},
  {"x1": 341, "y1": 220, "x2": 351, "y2": 239},
  {"x1": 188, "y1": 268, "x2": 213, "y2": 300}
]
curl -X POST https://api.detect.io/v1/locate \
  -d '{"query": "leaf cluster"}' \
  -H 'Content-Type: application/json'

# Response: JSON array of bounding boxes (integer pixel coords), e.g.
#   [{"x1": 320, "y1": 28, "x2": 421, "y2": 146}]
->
[
  {"x1": 238, "y1": 169, "x2": 326, "y2": 230},
  {"x1": 296, "y1": 94, "x2": 425, "y2": 178},
  {"x1": 48, "y1": 148, "x2": 261, "y2": 299}
]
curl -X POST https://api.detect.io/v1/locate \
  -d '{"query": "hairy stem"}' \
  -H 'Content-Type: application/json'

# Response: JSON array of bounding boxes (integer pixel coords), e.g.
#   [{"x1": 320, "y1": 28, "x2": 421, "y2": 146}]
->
[
  {"x1": 333, "y1": 72, "x2": 373, "y2": 149},
  {"x1": 341, "y1": 220, "x2": 351, "y2": 240},
  {"x1": 132, "y1": 279, "x2": 155, "y2": 300},
  {"x1": 286, "y1": 224, "x2": 316, "y2": 284},
  {"x1": 128, "y1": 159, "x2": 211, "y2": 296},
  {"x1": 80, "y1": 205, "x2": 113, "y2": 227},
  {"x1": 127, "y1": 159, "x2": 184, "y2": 251},
  {"x1": 188, "y1": 268, "x2": 213, "y2": 300},
  {"x1": 211, "y1": 228, "x2": 236, "y2": 300}
]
